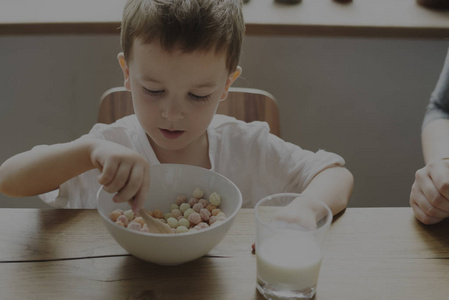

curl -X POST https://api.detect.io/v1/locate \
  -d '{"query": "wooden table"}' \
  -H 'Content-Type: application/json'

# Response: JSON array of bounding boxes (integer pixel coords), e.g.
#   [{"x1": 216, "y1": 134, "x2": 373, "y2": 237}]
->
[
  {"x1": 1, "y1": 0, "x2": 449, "y2": 38},
  {"x1": 0, "y1": 208, "x2": 448, "y2": 299}
]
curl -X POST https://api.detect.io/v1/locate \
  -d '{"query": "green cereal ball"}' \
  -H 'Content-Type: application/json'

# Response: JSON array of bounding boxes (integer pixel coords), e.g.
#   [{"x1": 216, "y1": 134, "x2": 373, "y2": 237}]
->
[
  {"x1": 176, "y1": 225, "x2": 189, "y2": 233},
  {"x1": 124, "y1": 209, "x2": 134, "y2": 221},
  {"x1": 178, "y1": 217, "x2": 190, "y2": 228},
  {"x1": 179, "y1": 203, "x2": 190, "y2": 213},
  {"x1": 209, "y1": 192, "x2": 221, "y2": 206},
  {"x1": 167, "y1": 217, "x2": 178, "y2": 228},
  {"x1": 164, "y1": 212, "x2": 172, "y2": 220},
  {"x1": 170, "y1": 204, "x2": 179, "y2": 211},
  {"x1": 184, "y1": 208, "x2": 195, "y2": 218}
]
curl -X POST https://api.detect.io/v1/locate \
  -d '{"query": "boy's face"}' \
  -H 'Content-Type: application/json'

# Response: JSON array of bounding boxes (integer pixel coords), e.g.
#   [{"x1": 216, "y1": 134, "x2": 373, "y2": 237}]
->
[{"x1": 118, "y1": 39, "x2": 240, "y2": 160}]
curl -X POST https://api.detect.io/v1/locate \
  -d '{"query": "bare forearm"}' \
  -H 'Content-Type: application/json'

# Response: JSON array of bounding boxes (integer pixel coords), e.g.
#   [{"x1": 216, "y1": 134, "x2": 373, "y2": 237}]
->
[
  {"x1": 422, "y1": 119, "x2": 449, "y2": 163},
  {"x1": 0, "y1": 138, "x2": 97, "y2": 197},
  {"x1": 299, "y1": 166, "x2": 354, "y2": 215}
]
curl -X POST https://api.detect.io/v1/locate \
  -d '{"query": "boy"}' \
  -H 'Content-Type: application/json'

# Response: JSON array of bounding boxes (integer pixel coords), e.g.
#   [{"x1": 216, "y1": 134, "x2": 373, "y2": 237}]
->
[{"x1": 0, "y1": 0, "x2": 353, "y2": 218}]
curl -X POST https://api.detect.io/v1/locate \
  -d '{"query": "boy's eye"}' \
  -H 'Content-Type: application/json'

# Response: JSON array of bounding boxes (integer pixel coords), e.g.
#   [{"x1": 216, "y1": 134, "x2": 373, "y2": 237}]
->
[
  {"x1": 143, "y1": 88, "x2": 164, "y2": 96},
  {"x1": 189, "y1": 93, "x2": 211, "y2": 102}
]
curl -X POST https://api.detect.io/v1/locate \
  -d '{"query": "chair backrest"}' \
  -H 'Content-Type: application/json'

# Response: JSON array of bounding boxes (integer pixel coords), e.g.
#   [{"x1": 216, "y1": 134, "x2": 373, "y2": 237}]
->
[{"x1": 98, "y1": 86, "x2": 281, "y2": 137}]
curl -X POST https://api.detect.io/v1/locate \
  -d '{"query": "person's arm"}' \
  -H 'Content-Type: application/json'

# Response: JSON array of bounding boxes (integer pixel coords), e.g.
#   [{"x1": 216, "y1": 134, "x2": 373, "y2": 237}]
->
[
  {"x1": 422, "y1": 119, "x2": 449, "y2": 163},
  {"x1": 294, "y1": 166, "x2": 353, "y2": 216},
  {"x1": 0, "y1": 137, "x2": 150, "y2": 212},
  {"x1": 274, "y1": 166, "x2": 353, "y2": 230}
]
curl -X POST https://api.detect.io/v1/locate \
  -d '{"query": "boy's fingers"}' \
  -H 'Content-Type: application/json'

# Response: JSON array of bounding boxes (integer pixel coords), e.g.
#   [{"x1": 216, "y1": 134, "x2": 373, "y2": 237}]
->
[
  {"x1": 98, "y1": 160, "x2": 119, "y2": 186},
  {"x1": 113, "y1": 165, "x2": 144, "y2": 203},
  {"x1": 106, "y1": 162, "x2": 132, "y2": 194}
]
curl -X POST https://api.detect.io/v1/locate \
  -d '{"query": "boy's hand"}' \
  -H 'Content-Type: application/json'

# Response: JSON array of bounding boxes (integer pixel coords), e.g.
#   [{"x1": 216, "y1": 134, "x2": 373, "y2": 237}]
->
[
  {"x1": 274, "y1": 196, "x2": 327, "y2": 230},
  {"x1": 410, "y1": 158, "x2": 449, "y2": 224},
  {"x1": 89, "y1": 140, "x2": 150, "y2": 212}
]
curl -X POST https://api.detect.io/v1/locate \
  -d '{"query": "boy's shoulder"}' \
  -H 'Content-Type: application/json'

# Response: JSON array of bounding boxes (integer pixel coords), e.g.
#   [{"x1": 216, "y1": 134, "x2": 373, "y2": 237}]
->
[
  {"x1": 89, "y1": 115, "x2": 141, "y2": 140},
  {"x1": 210, "y1": 114, "x2": 270, "y2": 133}
]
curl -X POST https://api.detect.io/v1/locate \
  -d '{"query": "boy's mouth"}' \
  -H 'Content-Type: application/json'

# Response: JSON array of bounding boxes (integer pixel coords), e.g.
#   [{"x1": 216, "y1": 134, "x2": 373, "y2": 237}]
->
[{"x1": 160, "y1": 128, "x2": 185, "y2": 139}]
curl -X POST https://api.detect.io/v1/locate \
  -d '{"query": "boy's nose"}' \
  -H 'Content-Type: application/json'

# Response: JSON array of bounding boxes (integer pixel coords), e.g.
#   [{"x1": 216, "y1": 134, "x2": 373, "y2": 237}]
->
[{"x1": 161, "y1": 97, "x2": 184, "y2": 121}]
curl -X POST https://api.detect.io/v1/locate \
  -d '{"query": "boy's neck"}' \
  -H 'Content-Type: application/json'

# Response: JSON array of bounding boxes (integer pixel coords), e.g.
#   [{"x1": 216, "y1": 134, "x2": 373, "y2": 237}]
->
[{"x1": 148, "y1": 133, "x2": 211, "y2": 169}]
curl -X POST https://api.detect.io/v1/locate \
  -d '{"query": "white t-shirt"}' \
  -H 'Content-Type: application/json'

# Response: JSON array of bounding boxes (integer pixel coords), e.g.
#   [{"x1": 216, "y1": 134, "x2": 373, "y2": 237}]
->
[{"x1": 39, "y1": 114, "x2": 345, "y2": 208}]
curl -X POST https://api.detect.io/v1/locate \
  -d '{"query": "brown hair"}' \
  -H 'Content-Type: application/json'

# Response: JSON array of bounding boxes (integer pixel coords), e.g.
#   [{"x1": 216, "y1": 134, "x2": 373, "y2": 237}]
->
[{"x1": 120, "y1": 0, "x2": 245, "y2": 72}]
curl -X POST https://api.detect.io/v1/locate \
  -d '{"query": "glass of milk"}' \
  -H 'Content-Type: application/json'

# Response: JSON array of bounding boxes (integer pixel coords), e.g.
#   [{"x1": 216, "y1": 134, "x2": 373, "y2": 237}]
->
[{"x1": 255, "y1": 193, "x2": 332, "y2": 300}]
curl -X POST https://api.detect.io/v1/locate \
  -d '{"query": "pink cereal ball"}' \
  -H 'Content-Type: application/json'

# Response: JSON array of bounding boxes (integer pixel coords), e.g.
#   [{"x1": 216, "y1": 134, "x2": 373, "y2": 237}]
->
[
  {"x1": 128, "y1": 222, "x2": 142, "y2": 231},
  {"x1": 175, "y1": 194, "x2": 187, "y2": 206},
  {"x1": 110, "y1": 210, "x2": 123, "y2": 222},
  {"x1": 188, "y1": 197, "x2": 199, "y2": 207},
  {"x1": 200, "y1": 208, "x2": 211, "y2": 221},
  {"x1": 140, "y1": 224, "x2": 149, "y2": 233},
  {"x1": 194, "y1": 222, "x2": 210, "y2": 230},
  {"x1": 116, "y1": 215, "x2": 129, "y2": 227},
  {"x1": 188, "y1": 212, "x2": 202, "y2": 225},
  {"x1": 209, "y1": 215, "x2": 217, "y2": 225},
  {"x1": 193, "y1": 203, "x2": 203, "y2": 213},
  {"x1": 115, "y1": 221, "x2": 126, "y2": 227},
  {"x1": 171, "y1": 209, "x2": 182, "y2": 219},
  {"x1": 199, "y1": 199, "x2": 209, "y2": 208}
]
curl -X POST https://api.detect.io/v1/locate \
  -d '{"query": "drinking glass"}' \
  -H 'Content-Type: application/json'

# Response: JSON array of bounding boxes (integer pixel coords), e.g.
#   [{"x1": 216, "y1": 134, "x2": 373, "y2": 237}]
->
[{"x1": 255, "y1": 193, "x2": 332, "y2": 300}]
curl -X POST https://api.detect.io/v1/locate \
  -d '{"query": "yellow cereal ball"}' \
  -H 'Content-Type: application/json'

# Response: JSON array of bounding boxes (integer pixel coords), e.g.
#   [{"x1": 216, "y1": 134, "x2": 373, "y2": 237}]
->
[
  {"x1": 211, "y1": 208, "x2": 222, "y2": 216},
  {"x1": 209, "y1": 192, "x2": 221, "y2": 206},
  {"x1": 193, "y1": 187, "x2": 204, "y2": 199},
  {"x1": 110, "y1": 209, "x2": 123, "y2": 222},
  {"x1": 153, "y1": 209, "x2": 164, "y2": 219},
  {"x1": 133, "y1": 217, "x2": 145, "y2": 227}
]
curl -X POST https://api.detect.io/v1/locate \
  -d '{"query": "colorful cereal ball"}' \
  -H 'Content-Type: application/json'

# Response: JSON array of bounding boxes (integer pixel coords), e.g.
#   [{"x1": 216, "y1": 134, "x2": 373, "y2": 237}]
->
[
  {"x1": 193, "y1": 187, "x2": 204, "y2": 199},
  {"x1": 175, "y1": 194, "x2": 187, "y2": 206},
  {"x1": 110, "y1": 209, "x2": 123, "y2": 222},
  {"x1": 209, "y1": 192, "x2": 221, "y2": 206},
  {"x1": 176, "y1": 226, "x2": 189, "y2": 233},
  {"x1": 188, "y1": 212, "x2": 202, "y2": 225},
  {"x1": 116, "y1": 215, "x2": 129, "y2": 227}
]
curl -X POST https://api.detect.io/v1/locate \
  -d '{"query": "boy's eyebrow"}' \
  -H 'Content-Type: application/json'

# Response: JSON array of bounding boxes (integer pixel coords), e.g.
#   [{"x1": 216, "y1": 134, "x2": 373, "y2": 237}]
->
[{"x1": 139, "y1": 75, "x2": 218, "y2": 89}]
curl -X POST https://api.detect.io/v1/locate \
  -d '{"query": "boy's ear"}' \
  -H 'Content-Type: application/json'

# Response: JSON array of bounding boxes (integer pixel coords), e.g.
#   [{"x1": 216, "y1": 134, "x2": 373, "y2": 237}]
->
[
  {"x1": 117, "y1": 52, "x2": 131, "y2": 91},
  {"x1": 220, "y1": 66, "x2": 242, "y2": 101}
]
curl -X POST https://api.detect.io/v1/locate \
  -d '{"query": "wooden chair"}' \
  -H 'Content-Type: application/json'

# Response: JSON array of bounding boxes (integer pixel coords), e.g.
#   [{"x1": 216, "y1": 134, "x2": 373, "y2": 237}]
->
[{"x1": 98, "y1": 86, "x2": 281, "y2": 137}]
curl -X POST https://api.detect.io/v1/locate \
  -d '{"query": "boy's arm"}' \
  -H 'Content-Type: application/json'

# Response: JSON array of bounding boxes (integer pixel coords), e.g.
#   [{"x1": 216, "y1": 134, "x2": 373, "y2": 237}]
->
[
  {"x1": 0, "y1": 138, "x2": 95, "y2": 197},
  {"x1": 297, "y1": 166, "x2": 354, "y2": 216},
  {"x1": 0, "y1": 138, "x2": 150, "y2": 212}
]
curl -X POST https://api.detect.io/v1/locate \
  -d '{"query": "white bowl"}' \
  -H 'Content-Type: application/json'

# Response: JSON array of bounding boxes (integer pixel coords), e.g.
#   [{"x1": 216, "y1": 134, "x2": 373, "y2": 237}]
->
[{"x1": 97, "y1": 164, "x2": 242, "y2": 265}]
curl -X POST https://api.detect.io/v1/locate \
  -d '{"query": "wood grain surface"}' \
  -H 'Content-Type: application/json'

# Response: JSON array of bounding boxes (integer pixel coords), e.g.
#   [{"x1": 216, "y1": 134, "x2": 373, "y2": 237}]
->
[{"x1": 0, "y1": 208, "x2": 447, "y2": 299}]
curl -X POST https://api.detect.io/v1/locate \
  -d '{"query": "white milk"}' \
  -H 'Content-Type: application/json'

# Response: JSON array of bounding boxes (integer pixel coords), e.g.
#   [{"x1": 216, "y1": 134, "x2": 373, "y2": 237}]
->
[{"x1": 257, "y1": 230, "x2": 323, "y2": 291}]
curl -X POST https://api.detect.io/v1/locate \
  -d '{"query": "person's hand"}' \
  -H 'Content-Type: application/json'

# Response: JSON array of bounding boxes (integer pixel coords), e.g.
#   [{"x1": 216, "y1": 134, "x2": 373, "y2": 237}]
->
[
  {"x1": 410, "y1": 158, "x2": 449, "y2": 224},
  {"x1": 90, "y1": 140, "x2": 150, "y2": 212}
]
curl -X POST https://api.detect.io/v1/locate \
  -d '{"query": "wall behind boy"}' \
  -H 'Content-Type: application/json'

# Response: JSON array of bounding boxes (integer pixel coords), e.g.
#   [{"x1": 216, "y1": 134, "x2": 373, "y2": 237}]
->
[{"x1": 0, "y1": 35, "x2": 447, "y2": 208}]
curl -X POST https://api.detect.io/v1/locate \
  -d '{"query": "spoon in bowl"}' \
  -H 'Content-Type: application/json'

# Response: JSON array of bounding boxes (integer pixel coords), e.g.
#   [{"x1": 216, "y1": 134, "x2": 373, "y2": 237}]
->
[{"x1": 138, "y1": 208, "x2": 174, "y2": 234}]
